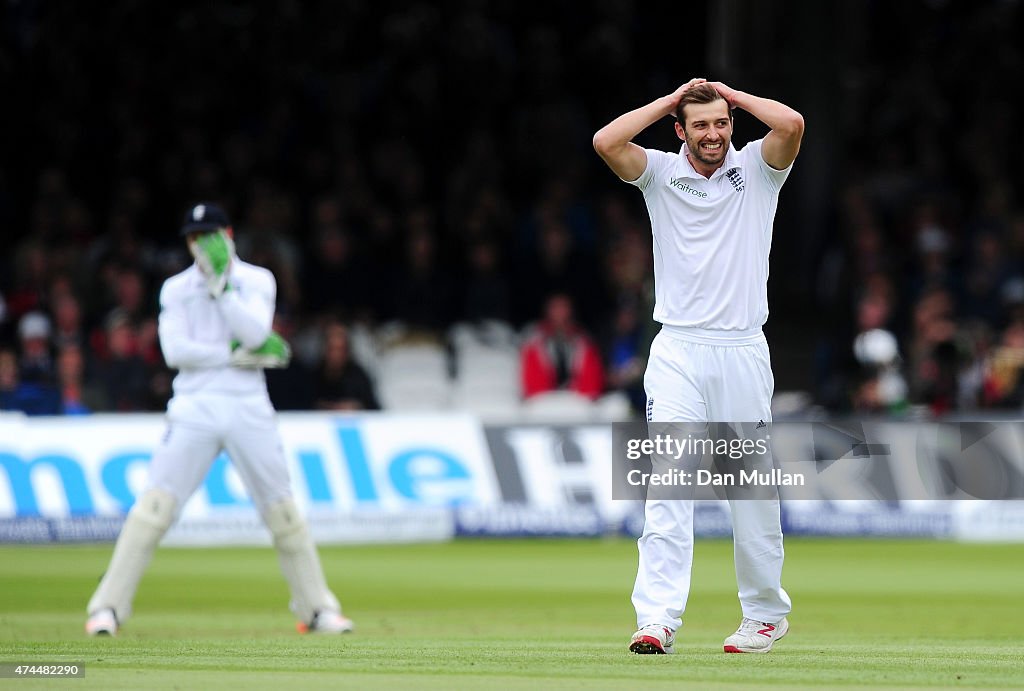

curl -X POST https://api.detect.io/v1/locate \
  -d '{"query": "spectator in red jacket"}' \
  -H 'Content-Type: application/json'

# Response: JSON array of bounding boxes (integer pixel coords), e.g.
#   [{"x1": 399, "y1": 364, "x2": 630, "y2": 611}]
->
[{"x1": 521, "y1": 293, "x2": 604, "y2": 399}]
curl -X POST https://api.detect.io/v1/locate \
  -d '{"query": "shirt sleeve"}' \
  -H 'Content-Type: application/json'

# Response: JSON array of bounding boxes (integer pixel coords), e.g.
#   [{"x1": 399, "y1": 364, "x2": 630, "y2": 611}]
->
[
  {"x1": 625, "y1": 148, "x2": 674, "y2": 192},
  {"x1": 158, "y1": 281, "x2": 231, "y2": 370},
  {"x1": 217, "y1": 269, "x2": 275, "y2": 349},
  {"x1": 750, "y1": 137, "x2": 793, "y2": 192}
]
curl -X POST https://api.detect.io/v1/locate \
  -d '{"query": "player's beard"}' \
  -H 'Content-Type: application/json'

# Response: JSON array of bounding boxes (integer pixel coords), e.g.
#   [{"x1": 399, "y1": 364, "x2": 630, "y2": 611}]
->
[{"x1": 686, "y1": 134, "x2": 729, "y2": 166}]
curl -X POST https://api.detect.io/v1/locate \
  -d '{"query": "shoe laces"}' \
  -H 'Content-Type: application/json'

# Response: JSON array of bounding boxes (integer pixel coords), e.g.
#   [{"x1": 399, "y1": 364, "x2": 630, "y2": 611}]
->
[
  {"x1": 639, "y1": 624, "x2": 672, "y2": 640},
  {"x1": 737, "y1": 617, "x2": 771, "y2": 634}
]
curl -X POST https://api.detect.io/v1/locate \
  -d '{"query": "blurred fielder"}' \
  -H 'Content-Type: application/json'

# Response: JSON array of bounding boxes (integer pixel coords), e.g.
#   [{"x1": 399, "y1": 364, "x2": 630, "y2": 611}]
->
[
  {"x1": 594, "y1": 80, "x2": 804, "y2": 654},
  {"x1": 86, "y1": 203, "x2": 353, "y2": 636}
]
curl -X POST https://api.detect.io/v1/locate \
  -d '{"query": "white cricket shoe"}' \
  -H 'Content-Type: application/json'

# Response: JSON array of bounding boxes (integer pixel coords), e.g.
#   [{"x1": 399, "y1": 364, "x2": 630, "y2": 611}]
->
[
  {"x1": 629, "y1": 624, "x2": 675, "y2": 654},
  {"x1": 723, "y1": 616, "x2": 788, "y2": 653},
  {"x1": 85, "y1": 608, "x2": 118, "y2": 637},
  {"x1": 299, "y1": 610, "x2": 355, "y2": 634}
]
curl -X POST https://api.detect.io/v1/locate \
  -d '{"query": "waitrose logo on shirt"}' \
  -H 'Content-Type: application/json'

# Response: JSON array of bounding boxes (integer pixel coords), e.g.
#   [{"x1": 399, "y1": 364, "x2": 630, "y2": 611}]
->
[{"x1": 669, "y1": 178, "x2": 708, "y2": 198}]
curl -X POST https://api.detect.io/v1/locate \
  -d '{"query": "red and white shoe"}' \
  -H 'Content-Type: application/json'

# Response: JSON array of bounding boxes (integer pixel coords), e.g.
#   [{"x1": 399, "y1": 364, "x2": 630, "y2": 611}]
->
[
  {"x1": 723, "y1": 617, "x2": 788, "y2": 653},
  {"x1": 85, "y1": 608, "x2": 118, "y2": 637},
  {"x1": 629, "y1": 624, "x2": 675, "y2": 654},
  {"x1": 297, "y1": 610, "x2": 355, "y2": 634}
]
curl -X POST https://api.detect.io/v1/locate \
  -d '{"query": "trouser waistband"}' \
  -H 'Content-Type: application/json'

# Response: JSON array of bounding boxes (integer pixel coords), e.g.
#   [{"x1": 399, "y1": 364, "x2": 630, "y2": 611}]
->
[{"x1": 659, "y1": 324, "x2": 766, "y2": 346}]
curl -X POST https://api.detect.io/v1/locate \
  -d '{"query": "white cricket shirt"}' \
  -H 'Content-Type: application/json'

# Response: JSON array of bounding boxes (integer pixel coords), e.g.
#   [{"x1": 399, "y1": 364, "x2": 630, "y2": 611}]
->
[
  {"x1": 628, "y1": 138, "x2": 792, "y2": 331},
  {"x1": 158, "y1": 260, "x2": 276, "y2": 396}
]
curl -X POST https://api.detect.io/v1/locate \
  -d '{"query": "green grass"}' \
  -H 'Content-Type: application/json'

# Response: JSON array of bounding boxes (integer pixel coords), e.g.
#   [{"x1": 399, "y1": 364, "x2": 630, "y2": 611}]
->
[{"x1": 0, "y1": 538, "x2": 1022, "y2": 689}]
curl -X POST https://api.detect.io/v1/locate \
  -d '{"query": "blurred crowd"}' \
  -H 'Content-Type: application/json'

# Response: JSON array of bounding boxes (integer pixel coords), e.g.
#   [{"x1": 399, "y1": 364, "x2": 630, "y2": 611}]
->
[
  {"x1": 1, "y1": 1, "x2": 1022, "y2": 417},
  {"x1": 0, "y1": 2, "x2": 656, "y2": 416},
  {"x1": 811, "y1": 1, "x2": 1024, "y2": 416}
]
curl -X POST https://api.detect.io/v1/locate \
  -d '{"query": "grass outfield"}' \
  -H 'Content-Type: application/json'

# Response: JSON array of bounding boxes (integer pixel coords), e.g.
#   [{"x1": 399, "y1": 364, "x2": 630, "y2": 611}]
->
[{"x1": 0, "y1": 538, "x2": 1021, "y2": 689}]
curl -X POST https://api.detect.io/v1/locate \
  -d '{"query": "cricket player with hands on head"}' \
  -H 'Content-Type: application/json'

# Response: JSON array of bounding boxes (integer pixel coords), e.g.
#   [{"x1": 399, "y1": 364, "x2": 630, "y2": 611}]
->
[
  {"x1": 85, "y1": 203, "x2": 353, "y2": 636},
  {"x1": 594, "y1": 79, "x2": 804, "y2": 654}
]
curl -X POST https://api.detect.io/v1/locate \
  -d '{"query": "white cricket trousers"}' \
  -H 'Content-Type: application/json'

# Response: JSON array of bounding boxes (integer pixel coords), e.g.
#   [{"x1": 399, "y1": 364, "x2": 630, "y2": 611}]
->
[
  {"x1": 632, "y1": 325, "x2": 791, "y2": 630},
  {"x1": 147, "y1": 392, "x2": 293, "y2": 512}
]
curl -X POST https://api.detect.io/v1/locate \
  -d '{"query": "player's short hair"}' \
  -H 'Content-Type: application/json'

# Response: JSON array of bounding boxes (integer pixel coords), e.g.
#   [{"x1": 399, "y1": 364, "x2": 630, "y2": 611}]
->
[{"x1": 675, "y1": 83, "x2": 731, "y2": 124}]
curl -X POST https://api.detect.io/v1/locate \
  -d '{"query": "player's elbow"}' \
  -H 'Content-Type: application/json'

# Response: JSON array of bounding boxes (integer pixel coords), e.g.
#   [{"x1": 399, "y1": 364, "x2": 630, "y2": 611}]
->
[
  {"x1": 592, "y1": 129, "x2": 615, "y2": 156},
  {"x1": 780, "y1": 111, "x2": 805, "y2": 140},
  {"x1": 593, "y1": 131, "x2": 630, "y2": 168},
  {"x1": 160, "y1": 342, "x2": 183, "y2": 369}
]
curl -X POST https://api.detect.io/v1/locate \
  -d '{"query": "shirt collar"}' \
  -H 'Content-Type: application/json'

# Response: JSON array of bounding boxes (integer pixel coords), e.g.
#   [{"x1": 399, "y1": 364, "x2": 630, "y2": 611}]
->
[{"x1": 676, "y1": 141, "x2": 742, "y2": 180}]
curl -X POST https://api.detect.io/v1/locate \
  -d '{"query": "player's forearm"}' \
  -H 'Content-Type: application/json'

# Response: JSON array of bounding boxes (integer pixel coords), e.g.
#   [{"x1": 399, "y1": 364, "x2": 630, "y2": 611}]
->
[
  {"x1": 729, "y1": 91, "x2": 804, "y2": 136},
  {"x1": 158, "y1": 303, "x2": 232, "y2": 369},
  {"x1": 160, "y1": 338, "x2": 231, "y2": 369},
  {"x1": 593, "y1": 96, "x2": 676, "y2": 155},
  {"x1": 216, "y1": 290, "x2": 272, "y2": 349}
]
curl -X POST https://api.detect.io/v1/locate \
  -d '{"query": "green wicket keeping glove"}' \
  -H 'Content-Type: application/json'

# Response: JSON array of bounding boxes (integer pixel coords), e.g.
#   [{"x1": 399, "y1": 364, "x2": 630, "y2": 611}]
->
[
  {"x1": 191, "y1": 229, "x2": 235, "y2": 298},
  {"x1": 230, "y1": 332, "x2": 292, "y2": 369}
]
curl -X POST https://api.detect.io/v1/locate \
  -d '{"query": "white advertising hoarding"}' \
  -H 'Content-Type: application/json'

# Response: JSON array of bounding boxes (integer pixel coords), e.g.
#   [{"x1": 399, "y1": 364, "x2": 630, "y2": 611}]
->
[
  {"x1": 3, "y1": 414, "x2": 1024, "y2": 543},
  {"x1": 0, "y1": 413, "x2": 498, "y2": 544}
]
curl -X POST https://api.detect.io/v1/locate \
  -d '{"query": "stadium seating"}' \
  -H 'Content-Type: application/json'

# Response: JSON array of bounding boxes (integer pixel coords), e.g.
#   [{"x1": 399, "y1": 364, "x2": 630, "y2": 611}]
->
[
  {"x1": 375, "y1": 343, "x2": 451, "y2": 411},
  {"x1": 364, "y1": 321, "x2": 644, "y2": 420},
  {"x1": 447, "y1": 323, "x2": 517, "y2": 418},
  {"x1": 521, "y1": 390, "x2": 596, "y2": 422}
]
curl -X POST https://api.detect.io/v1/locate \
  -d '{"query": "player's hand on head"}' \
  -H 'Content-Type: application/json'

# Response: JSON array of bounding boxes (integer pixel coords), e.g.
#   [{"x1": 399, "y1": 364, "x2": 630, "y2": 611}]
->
[
  {"x1": 669, "y1": 78, "x2": 706, "y2": 98},
  {"x1": 668, "y1": 78, "x2": 707, "y2": 113},
  {"x1": 708, "y1": 81, "x2": 738, "y2": 106}
]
